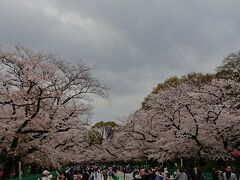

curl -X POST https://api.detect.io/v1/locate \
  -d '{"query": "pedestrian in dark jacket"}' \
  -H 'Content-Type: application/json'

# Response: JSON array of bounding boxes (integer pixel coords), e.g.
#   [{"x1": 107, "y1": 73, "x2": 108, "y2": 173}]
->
[{"x1": 174, "y1": 168, "x2": 188, "y2": 180}]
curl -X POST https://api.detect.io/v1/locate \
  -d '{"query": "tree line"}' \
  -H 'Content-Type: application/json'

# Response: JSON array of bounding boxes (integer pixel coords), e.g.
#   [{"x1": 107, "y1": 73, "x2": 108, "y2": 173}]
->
[{"x1": 0, "y1": 45, "x2": 240, "y2": 179}]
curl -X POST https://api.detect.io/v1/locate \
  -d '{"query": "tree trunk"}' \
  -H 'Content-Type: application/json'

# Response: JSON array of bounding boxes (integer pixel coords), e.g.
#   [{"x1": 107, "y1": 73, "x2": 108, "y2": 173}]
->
[{"x1": 2, "y1": 157, "x2": 15, "y2": 180}]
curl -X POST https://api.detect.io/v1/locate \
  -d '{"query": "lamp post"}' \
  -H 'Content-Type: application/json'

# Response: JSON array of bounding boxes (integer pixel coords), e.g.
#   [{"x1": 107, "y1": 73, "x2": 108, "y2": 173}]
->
[
  {"x1": 18, "y1": 161, "x2": 22, "y2": 179},
  {"x1": 180, "y1": 159, "x2": 183, "y2": 167}
]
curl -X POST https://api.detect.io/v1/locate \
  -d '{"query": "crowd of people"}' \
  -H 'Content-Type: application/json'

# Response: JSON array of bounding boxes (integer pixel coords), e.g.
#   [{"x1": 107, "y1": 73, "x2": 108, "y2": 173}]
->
[
  {"x1": 37, "y1": 165, "x2": 185, "y2": 180},
  {"x1": 37, "y1": 164, "x2": 238, "y2": 180},
  {"x1": 212, "y1": 165, "x2": 238, "y2": 180}
]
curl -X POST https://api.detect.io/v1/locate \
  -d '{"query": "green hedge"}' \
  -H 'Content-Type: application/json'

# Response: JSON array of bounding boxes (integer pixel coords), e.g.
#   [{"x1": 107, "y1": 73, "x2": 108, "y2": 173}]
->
[{"x1": 10, "y1": 174, "x2": 41, "y2": 180}]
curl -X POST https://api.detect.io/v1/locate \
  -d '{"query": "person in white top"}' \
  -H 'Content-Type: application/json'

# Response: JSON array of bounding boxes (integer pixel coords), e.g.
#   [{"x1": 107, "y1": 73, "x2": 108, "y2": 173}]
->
[{"x1": 39, "y1": 170, "x2": 53, "y2": 180}]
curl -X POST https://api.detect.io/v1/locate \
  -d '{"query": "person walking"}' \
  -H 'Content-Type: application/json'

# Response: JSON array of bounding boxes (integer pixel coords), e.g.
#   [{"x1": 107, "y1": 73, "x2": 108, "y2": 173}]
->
[
  {"x1": 174, "y1": 168, "x2": 188, "y2": 180},
  {"x1": 139, "y1": 168, "x2": 150, "y2": 180},
  {"x1": 221, "y1": 166, "x2": 237, "y2": 180},
  {"x1": 38, "y1": 170, "x2": 53, "y2": 180}
]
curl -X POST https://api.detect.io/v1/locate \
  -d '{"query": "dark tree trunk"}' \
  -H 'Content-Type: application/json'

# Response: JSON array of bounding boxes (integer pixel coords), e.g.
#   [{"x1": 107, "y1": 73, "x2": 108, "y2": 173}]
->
[
  {"x1": 2, "y1": 154, "x2": 21, "y2": 180},
  {"x1": 2, "y1": 157, "x2": 15, "y2": 180}
]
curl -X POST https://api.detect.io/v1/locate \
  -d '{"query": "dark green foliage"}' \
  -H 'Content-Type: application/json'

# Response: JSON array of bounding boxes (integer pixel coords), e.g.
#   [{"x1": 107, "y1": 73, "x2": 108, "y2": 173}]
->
[
  {"x1": 216, "y1": 50, "x2": 240, "y2": 82},
  {"x1": 85, "y1": 121, "x2": 119, "y2": 145},
  {"x1": 85, "y1": 129, "x2": 103, "y2": 145},
  {"x1": 92, "y1": 121, "x2": 118, "y2": 129}
]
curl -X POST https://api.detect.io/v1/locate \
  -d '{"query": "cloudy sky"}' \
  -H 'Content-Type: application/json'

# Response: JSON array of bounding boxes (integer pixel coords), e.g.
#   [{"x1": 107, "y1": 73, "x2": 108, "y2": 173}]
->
[{"x1": 1, "y1": 0, "x2": 240, "y2": 124}]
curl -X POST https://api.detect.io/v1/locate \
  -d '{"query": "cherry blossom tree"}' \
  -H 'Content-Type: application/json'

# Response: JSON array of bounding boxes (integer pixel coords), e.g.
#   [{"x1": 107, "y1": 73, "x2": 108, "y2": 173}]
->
[
  {"x1": 91, "y1": 117, "x2": 149, "y2": 163},
  {"x1": 149, "y1": 78, "x2": 239, "y2": 161},
  {"x1": 113, "y1": 75, "x2": 240, "y2": 163},
  {"x1": 0, "y1": 45, "x2": 107, "y2": 178}
]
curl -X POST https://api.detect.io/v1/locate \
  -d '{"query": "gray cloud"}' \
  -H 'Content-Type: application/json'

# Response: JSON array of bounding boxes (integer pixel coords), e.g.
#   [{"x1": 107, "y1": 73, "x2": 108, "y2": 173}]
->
[{"x1": 1, "y1": 0, "x2": 240, "y2": 123}]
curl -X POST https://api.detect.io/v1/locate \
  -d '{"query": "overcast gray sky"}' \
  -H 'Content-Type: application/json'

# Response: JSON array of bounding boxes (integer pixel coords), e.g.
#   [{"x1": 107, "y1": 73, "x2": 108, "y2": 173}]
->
[{"x1": 1, "y1": 0, "x2": 240, "y2": 124}]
